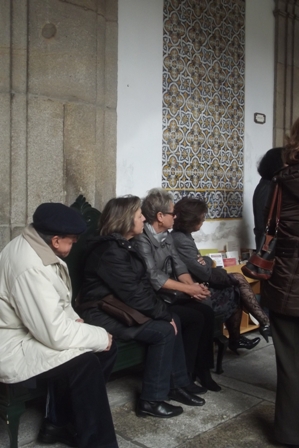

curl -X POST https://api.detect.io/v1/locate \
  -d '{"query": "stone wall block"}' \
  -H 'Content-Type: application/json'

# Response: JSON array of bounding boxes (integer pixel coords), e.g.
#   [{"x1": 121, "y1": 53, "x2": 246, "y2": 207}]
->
[
  {"x1": 294, "y1": 19, "x2": 299, "y2": 68},
  {"x1": 28, "y1": 0, "x2": 98, "y2": 103},
  {"x1": 97, "y1": 0, "x2": 105, "y2": 17},
  {"x1": 0, "y1": 227, "x2": 11, "y2": 252},
  {"x1": 105, "y1": 21, "x2": 118, "y2": 109},
  {"x1": 0, "y1": 93, "x2": 11, "y2": 223},
  {"x1": 27, "y1": 96, "x2": 65, "y2": 217},
  {"x1": 95, "y1": 108, "x2": 105, "y2": 209},
  {"x1": 95, "y1": 108, "x2": 116, "y2": 209},
  {"x1": 292, "y1": 66, "x2": 299, "y2": 121},
  {"x1": 275, "y1": 127, "x2": 285, "y2": 147},
  {"x1": 12, "y1": 0, "x2": 28, "y2": 93},
  {"x1": 275, "y1": 62, "x2": 285, "y2": 129},
  {"x1": 96, "y1": 15, "x2": 106, "y2": 106},
  {"x1": 11, "y1": 94, "x2": 27, "y2": 225},
  {"x1": 0, "y1": 0, "x2": 11, "y2": 92},
  {"x1": 64, "y1": 103, "x2": 96, "y2": 205},
  {"x1": 105, "y1": 0, "x2": 118, "y2": 22},
  {"x1": 62, "y1": 0, "x2": 97, "y2": 12}
]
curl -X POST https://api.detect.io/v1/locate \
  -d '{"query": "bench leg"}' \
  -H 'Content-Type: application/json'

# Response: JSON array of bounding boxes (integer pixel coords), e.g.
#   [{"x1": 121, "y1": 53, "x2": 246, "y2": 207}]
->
[
  {"x1": 0, "y1": 404, "x2": 26, "y2": 448},
  {"x1": 214, "y1": 335, "x2": 228, "y2": 374}
]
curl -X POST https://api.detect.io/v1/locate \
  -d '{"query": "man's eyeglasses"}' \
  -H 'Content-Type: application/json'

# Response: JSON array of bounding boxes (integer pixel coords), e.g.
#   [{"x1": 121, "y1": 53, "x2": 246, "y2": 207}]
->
[{"x1": 163, "y1": 212, "x2": 176, "y2": 216}]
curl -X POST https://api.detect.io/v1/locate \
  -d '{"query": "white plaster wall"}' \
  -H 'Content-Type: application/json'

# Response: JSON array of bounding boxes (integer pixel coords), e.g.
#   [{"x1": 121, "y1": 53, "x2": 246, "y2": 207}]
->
[
  {"x1": 117, "y1": 0, "x2": 275, "y2": 252},
  {"x1": 116, "y1": 0, "x2": 164, "y2": 197}
]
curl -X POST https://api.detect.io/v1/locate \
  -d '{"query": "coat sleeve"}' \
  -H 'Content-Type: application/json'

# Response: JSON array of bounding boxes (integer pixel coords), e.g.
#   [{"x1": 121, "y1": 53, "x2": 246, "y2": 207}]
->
[
  {"x1": 171, "y1": 232, "x2": 212, "y2": 282},
  {"x1": 95, "y1": 245, "x2": 172, "y2": 321},
  {"x1": 133, "y1": 234, "x2": 169, "y2": 290},
  {"x1": 11, "y1": 269, "x2": 109, "y2": 352}
]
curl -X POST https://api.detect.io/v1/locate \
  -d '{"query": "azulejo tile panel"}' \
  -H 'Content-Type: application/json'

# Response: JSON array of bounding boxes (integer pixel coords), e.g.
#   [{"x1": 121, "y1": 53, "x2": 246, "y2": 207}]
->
[{"x1": 162, "y1": 0, "x2": 245, "y2": 219}]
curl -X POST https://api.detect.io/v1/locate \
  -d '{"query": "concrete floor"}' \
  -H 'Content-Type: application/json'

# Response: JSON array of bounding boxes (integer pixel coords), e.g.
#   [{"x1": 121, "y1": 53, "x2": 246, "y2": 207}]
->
[{"x1": 0, "y1": 331, "x2": 286, "y2": 448}]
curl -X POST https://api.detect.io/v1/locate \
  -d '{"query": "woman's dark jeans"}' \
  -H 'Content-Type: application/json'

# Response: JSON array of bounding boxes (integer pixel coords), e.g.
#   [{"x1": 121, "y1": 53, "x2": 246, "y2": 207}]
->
[{"x1": 134, "y1": 313, "x2": 190, "y2": 401}]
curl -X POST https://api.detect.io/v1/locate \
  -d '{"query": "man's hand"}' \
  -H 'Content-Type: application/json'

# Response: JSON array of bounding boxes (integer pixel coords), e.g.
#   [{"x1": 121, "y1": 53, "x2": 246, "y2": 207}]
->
[
  {"x1": 170, "y1": 319, "x2": 178, "y2": 335},
  {"x1": 104, "y1": 333, "x2": 113, "y2": 351}
]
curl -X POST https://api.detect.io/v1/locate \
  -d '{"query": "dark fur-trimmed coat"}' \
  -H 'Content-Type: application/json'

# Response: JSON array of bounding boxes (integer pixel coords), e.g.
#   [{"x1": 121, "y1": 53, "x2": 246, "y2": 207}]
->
[{"x1": 261, "y1": 163, "x2": 299, "y2": 316}]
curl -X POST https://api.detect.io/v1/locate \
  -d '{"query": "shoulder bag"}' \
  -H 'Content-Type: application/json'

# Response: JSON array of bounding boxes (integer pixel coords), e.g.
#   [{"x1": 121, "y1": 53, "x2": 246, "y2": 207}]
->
[
  {"x1": 77, "y1": 294, "x2": 151, "y2": 327},
  {"x1": 241, "y1": 182, "x2": 282, "y2": 280}
]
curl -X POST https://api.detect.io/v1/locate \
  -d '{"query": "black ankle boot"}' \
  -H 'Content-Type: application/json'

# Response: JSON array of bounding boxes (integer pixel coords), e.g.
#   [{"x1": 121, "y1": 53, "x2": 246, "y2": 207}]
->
[
  {"x1": 197, "y1": 369, "x2": 221, "y2": 392},
  {"x1": 229, "y1": 335, "x2": 260, "y2": 355},
  {"x1": 37, "y1": 419, "x2": 78, "y2": 447},
  {"x1": 259, "y1": 324, "x2": 271, "y2": 342}
]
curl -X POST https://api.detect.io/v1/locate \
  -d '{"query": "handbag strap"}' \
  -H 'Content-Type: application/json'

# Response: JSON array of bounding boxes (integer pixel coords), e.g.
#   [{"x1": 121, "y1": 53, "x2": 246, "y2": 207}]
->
[{"x1": 265, "y1": 183, "x2": 282, "y2": 235}]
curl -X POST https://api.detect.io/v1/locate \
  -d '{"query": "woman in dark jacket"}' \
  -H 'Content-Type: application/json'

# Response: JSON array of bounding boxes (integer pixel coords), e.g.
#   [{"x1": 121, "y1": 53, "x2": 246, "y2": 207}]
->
[
  {"x1": 79, "y1": 196, "x2": 205, "y2": 419},
  {"x1": 133, "y1": 189, "x2": 221, "y2": 392},
  {"x1": 171, "y1": 197, "x2": 270, "y2": 352},
  {"x1": 261, "y1": 118, "x2": 299, "y2": 447},
  {"x1": 253, "y1": 147, "x2": 284, "y2": 250}
]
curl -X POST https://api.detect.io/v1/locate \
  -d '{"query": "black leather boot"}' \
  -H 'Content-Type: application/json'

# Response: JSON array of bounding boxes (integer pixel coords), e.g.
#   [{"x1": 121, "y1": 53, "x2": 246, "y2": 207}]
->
[
  {"x1": 259, "y1": 324, "x2": 271, "y2": 342},
  {"x1": 37, "y1": 418, "x2": 78, "y2": 447},
  {"x1": 229, "y1": 335, "x2": 261, "y2": 355},
  {"x1": 136, "y1": 399, "x2": 183, "y2": 418},
  {"x1": 168, "y1": 387, "x2": 205, "y2": 406}
]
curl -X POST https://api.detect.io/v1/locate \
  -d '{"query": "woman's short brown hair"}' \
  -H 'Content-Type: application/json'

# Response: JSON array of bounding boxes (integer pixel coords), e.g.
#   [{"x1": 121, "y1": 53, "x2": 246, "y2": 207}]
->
[
  {"x1": 284, "y1": 117, "x2": 299, "y2": 165},
  {"x1": 173, "y1": 197, "x2": 208, "y2": 233},
  {"x1": 99, "y1": 196, "x2": 141, "y2": 236}
]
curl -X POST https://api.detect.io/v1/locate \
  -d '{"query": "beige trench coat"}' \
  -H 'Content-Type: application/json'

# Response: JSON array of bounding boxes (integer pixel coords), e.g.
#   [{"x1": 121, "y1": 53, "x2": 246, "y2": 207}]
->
[{"x1": 0, "y1": 225, "x2": 109, "y2": 383}]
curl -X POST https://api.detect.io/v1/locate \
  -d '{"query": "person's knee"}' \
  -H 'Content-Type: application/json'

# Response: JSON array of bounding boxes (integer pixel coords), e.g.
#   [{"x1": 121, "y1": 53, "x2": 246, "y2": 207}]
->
[{"x1": 147, "y1": 320, "x2": 176, "y2": 344}]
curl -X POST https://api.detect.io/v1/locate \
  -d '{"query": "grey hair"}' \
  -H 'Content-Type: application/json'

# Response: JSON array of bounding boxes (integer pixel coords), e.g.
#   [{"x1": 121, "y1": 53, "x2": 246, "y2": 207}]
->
[
  {"x1": 35, "y1": 230, "x2": 63, "y2": 245},
  {"x1": 141, "y1": 188, "x2": 174, "y2": 224}
]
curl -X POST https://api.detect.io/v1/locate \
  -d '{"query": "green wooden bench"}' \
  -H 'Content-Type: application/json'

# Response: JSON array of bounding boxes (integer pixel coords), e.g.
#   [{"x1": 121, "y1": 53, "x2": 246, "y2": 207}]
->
[{"x1": 0, "y1": 195, "x2": 226, "y2": 447}]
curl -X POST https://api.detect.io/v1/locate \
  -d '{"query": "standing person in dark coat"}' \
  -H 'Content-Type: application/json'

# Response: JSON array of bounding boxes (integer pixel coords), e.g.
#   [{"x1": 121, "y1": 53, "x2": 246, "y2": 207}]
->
[
  {"x1": 261, "y1": 118, "x2": 299, "y2": 447},
  {"x1": 79, "y1": 196, "x2": 206, "y2": 420},
  {"x1": 253, "y1": 147, "x2": 283, "y2": 250}
]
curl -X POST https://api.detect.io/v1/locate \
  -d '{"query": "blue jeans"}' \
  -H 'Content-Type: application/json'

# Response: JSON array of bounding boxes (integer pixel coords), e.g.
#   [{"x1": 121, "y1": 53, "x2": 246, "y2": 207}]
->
[{"x1": 134, "y1": 313, "x2": 190, "y2": 401}]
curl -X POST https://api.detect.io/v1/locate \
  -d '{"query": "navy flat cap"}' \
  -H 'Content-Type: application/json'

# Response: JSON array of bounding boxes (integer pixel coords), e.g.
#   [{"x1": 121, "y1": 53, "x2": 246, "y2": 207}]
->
[{"x1": 33, "y1": 203, "x2": 87, "y2": 235}]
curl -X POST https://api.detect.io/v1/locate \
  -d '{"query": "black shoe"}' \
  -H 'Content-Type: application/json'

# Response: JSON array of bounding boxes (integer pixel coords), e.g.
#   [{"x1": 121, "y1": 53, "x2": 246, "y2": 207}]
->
[
  {"x1": 229, "y1": 335, "x2": 261, "y2": 355},
  {"x1": 197, "y1": 370, "x2": 222, "y2": 392},
  {"x1": 37, "y1": 419, "x2": 78, "y2": 447},
  {"x1": 136, "y1": 399, "x2": 183, "y2": 418},
  {"x1": 259, "y1": 324, "x2": 271, "y2": 343},
  {"x1": 168, "y1": 387, "x2": 205, "y2": 406},
  {"x1": 184, "y1": 382, "x2": 207, "y2": 395}
]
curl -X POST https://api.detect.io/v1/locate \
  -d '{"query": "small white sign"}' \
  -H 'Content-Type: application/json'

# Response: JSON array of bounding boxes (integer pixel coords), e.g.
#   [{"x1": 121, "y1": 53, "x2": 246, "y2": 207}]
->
[{"x1": 209, "y1": 253, "x2": 224, "y2": 267}]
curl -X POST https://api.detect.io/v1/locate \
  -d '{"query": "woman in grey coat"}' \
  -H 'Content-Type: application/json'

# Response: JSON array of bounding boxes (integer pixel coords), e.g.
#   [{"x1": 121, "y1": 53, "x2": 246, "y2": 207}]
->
[{"x1": 171, "y1": 197, "x2": 271, "y2": 353}]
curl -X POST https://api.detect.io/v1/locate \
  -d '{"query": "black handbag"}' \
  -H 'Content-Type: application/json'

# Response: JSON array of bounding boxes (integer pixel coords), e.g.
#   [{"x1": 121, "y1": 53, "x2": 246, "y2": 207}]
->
[
  {"x1": 241, "y1": 182, "x2": 282, "y2": 280},
  {"x1": 157, "y1": 256, "x2": 191, "y2": 305}
]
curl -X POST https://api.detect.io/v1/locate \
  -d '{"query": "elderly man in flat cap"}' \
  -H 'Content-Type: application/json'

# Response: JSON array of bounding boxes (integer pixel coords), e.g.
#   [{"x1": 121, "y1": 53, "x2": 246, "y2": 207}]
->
[{"x1": 0, "y1": 203, "x2": 119, "y2": 448}]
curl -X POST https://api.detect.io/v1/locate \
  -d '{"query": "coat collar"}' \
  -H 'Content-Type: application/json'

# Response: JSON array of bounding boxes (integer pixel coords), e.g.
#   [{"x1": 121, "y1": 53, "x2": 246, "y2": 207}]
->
[
  {"x1": 22, "y1": 225, "x2": 62, "y2": 266},
  {"x1": 143, "y1": 224, "x2": 172, "y2": 248}
]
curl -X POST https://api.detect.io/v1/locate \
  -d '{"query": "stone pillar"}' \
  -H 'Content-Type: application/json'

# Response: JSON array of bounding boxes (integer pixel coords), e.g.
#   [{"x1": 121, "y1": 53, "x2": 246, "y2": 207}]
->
[
  {"x1": 0, "y1": 0, "x2": 118, "y2": 249},
  {"x1": 274, "y1": 0, "x2": 299, "y2": 144}
]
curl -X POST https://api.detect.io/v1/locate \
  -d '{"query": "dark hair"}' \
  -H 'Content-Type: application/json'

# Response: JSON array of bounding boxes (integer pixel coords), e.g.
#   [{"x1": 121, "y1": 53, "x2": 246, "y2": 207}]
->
[
  {"x1": 257, "y1": 147, "x2": 284, "y2": 180},
  {"x1": 284, "y1": 117, "x2": 299, "y2": 165},
  {"x1": 173, "y1": 197, "x2": 208, "y2": 233},
  {"x1": 142, "y1": 188, "x2": 173, "y2": 224},
  {"x1": 99, "y1": 196, "x2": 141, "y2": 236}
]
